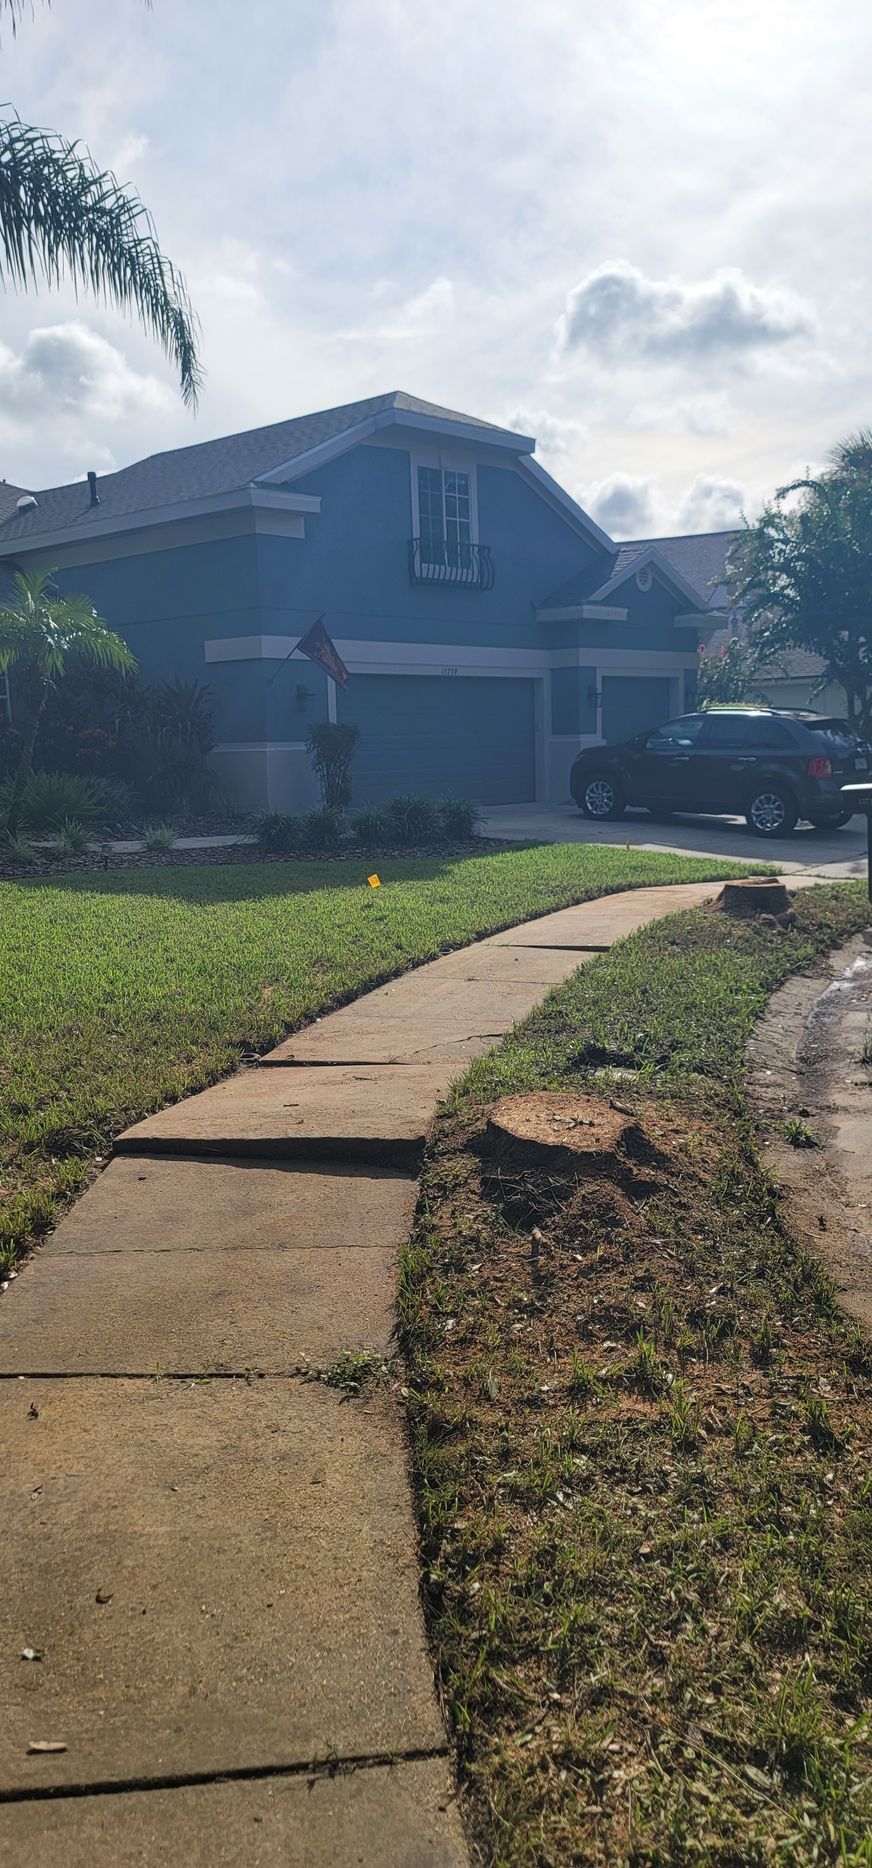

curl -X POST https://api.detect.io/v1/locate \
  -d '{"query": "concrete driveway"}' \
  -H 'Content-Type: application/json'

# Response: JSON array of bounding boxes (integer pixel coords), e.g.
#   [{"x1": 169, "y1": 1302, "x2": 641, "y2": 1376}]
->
[{"x1": 480, "y1": 802, "x2": 869, "y2": 881}]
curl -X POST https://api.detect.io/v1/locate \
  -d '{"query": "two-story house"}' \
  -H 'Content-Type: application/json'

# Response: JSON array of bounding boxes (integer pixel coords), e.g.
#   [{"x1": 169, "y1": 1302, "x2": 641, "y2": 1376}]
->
[{"x1": 0, "y1": 392, "x2": 715, "y2": 809}]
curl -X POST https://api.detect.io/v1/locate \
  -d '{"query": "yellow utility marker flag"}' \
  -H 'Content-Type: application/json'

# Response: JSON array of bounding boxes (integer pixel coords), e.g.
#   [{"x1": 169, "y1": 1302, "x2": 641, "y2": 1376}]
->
[{"x1": 367, "y1": 874, "x2": 381, "y2": 889}]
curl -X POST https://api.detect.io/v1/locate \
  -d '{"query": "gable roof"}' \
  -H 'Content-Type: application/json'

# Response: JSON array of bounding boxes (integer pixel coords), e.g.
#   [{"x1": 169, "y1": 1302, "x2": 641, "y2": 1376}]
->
[
  {"x1": 0, "y1": 391, "x2": 532, "y2": 552},
  {"x1": 540, "y1": 529, "x2": 733, "y2": 617},
  {"x1": 618, "y1": 530, "x2": 739, "y2": 607}
]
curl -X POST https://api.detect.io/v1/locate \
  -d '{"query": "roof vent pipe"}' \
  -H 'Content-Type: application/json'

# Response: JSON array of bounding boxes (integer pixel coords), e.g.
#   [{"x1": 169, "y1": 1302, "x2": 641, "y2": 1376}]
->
[{"x1": 87, "y1": 470, "x2": 100, "y2": 506}]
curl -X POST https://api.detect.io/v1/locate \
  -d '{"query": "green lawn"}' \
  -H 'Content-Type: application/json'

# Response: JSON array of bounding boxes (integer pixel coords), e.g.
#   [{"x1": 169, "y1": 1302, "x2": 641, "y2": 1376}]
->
[
  {"x1": 402, "y1": 883, "x2": 872, "y2": 1866},
  {"x1": 0, "y1": 844, "x2": 765, "y2": 1270}
]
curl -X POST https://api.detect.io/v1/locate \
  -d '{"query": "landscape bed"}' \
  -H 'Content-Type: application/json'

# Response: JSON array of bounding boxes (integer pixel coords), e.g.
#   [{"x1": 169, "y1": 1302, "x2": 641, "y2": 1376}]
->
[
  {"x1": 0, "y1": 843, "x2": 765, "y2": 1272},
  {"x1": 402, "y1": 882, "x2": 872, "y2": 1867}
]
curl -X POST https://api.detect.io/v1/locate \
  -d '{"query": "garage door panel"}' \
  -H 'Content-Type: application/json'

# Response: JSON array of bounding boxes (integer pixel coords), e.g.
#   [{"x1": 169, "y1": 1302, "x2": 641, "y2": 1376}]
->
[{"x1": 337, "y1": 675, "x2": 535, "y2": 804}]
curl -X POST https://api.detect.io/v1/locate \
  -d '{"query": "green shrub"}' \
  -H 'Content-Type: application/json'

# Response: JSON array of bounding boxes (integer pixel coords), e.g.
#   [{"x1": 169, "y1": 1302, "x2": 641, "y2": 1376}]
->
[
  {"x1": 439, "y1": 798, "x2": 480, "y2": 840},
  {"x1": 251, "y1": 811, "x2": 301, "y2": 853},
  {"x1": 350, "y1": 807, "x2": 387, "y2": 844},
  {"x1": 54, "y1": 817, "x2": 91, "y2": 855},
  {"x1": 141, "y1": 822, "x2": 177, "y2": 853},
  {"x1": 92, "y1": 775, "x2": 136, "y2": 831},
  {"x1": 299, "y1": 805, "x2": 344, "y2": 851},
  {"x1": 0, "y1": 832, "x2": 36, "y2": 868},
  {"x1": 1, "y1": 770, "x2": 105, "y2": 833},
  {"x1": 385, "y1": 794, "x2": 441, "y2": 844},
  {"x1": 306, "y1": 721, "x2": 360, "y2": 809}
]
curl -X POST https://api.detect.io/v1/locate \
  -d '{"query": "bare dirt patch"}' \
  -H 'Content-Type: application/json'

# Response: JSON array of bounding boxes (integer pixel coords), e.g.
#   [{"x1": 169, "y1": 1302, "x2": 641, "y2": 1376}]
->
[{"x1": 749, "y1": 934, "x2": 872, "y2": 1334}]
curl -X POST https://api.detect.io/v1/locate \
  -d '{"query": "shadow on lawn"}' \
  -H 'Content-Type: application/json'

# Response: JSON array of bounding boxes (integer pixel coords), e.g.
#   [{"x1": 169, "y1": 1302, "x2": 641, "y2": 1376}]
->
[{"x1": 15, "y1": 845, "x2": 546, "y2": 906}]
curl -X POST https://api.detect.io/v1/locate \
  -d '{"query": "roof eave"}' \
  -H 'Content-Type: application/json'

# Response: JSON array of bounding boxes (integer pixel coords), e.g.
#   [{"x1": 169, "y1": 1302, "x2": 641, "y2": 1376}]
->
[
  {"x1": 254, "y1": 406, "x2": 535, "y2": 489},
  {"x1": 519, "y1": 457, "x2": 615, "y2": 553},
  {"x1": 536, "y1": 602, "x2": 629, "y2": 623},
  {"x1": 589, "y1": 544, "x2": 713, "y2": 611},
  {"x1": 0, "y1": 484, "x2": 321, "y2": 558}
]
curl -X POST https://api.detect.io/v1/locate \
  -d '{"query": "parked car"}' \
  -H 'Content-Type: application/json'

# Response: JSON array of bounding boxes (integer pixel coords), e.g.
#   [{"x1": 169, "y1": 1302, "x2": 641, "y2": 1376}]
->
[{"x1": 570, "y1": 709, "x2": 871, "y2": 838}]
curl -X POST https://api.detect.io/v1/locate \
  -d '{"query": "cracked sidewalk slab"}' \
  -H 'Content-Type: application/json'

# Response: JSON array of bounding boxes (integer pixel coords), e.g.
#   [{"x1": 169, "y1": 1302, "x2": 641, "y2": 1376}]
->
[
  {"x1": 265, "y1": 976, "x2": 549, "y2": 1065},
  {"x1": 0, "y1": 1757, "x2": 468, "y2": 1867},
  {"x1": 0, "y1": 1160, "x2": 414, "y2": 1376},
  {"x1": 0, "y1": 1378, "x2": 444, "y2": 1793}
]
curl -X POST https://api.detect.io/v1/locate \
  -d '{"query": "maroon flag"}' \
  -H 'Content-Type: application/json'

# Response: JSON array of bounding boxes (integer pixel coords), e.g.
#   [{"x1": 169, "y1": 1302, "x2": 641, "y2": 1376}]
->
[{"x1": 295, "y1": 615, "x2": 349, "y2": 688}]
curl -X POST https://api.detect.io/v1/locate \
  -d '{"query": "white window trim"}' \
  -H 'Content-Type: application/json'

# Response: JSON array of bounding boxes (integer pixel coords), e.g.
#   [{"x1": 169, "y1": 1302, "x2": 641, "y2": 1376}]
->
[{"x1": 409, "y1": 447, "x2": 480, "y2": 553}]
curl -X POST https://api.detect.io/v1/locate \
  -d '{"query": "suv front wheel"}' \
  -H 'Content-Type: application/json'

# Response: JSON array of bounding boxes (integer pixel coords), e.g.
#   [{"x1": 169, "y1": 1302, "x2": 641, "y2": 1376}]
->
[
  {"x1": 745, "y1": 783, "x2": 798, "y2": 838},
  {"x1": 578, "y1": 772, "x2": 626, "y2": 821}
]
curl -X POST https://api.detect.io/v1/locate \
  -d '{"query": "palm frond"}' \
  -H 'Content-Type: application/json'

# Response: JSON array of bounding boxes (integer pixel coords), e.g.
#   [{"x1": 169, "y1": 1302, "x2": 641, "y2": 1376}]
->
[
  {"x1": 0, "y1": 567, "x2": 137, "y2": 678},
  {"x1": 0, "y1": 114, "x2": 201, "y2": 405}
]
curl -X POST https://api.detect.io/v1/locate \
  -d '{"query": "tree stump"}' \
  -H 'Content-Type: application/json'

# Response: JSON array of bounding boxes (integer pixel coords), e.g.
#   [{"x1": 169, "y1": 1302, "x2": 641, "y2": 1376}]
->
[
  {"x1": 714, "y1": 878, "x2": 794, "y2": 919},
  {"x1": 484, "y1": 1092, "x2": 643, "y2": 1179}
]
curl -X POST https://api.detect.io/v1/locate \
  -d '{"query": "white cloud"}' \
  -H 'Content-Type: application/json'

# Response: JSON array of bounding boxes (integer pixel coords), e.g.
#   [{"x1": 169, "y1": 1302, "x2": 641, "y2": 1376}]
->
[
  {"x1": 558, "y1": 262, "x2": 815, "y2": 362},
  {"x1": 583, "y1": 472, "x2": 656, "y2": 538},
  {"x1": 507, "y1": 407, "x2": 588, "y2": 460},
  {"x1": 676, "y1": 474, "x2": 747, "y2": 531},
  {"x1": 341, "y1": 276, "x2": 456, "y2": 344},
  {"x1": 628, "y1": 392, "x2": 735, "y2": 438},
  {"x1": 0, "y1": 323, "x2": 171, "y2": 423},
  {"x1": 108, "y1": 132, "x2": 150, "y2": 178}
]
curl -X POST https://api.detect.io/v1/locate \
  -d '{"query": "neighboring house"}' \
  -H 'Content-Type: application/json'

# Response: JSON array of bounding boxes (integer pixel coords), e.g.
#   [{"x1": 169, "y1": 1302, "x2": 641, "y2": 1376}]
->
[
  {"x1": 0, "y1": 394, "x2": 716, "y2": 809},
  {"x1": 654, "y1": 527, "x2": 849, "y2": 718}
]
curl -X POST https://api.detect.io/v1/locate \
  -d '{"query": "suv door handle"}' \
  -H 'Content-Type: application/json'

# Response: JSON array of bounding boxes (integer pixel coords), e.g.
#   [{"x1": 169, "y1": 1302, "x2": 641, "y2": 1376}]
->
[
  {"x1": 728, "y1": 758, "x2": 754, "y2": 767},
  {"x1": 669, "y1": 754, "x2": 691, "y2": 763}
]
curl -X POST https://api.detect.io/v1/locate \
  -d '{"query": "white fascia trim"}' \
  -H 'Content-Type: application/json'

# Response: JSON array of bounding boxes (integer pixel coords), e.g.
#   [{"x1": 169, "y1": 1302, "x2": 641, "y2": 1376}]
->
[
  {"x1": 254, "y1": 407, "x2": 534, "y2": 489},
  {"x1": 204, "y1": 635, "x2": 697, "y2": 677},
  {"x1": 0, "y1": 484, "x2": 321, "y2": 560},
  {"x1": 518, "y1": 457, "x2": 615, "y2": 553},
  {"x1": 673, "y1": 611, "x2": 711, "y2": 627},
  {"x1": 387, "y1": 409, "x2": 534, "y2": 452},
  {"x1": 205, "y1": 634, "x2": 309, "y2": 664},
  {"x1": 536, "y1": 603, "x2": 628, "y2": 623},
  {"x1": 589, "y1": 545, "x2": 711, "y2": 611},
  {"x1": 552, "y1": 650, "x2": 694, "y2": 672}
]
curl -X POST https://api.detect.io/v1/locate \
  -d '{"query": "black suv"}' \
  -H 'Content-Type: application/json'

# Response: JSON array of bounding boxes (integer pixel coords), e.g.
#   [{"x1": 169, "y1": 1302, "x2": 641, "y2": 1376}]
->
[{"x1": 570, "y1": 709, "x2": 871, "y2": 837}]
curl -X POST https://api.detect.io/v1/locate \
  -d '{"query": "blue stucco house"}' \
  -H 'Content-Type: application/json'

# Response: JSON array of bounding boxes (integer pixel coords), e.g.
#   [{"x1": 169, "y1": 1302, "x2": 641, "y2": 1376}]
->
[{"x1": 0, "y1": 392, "x2": 717, "y2": 809}]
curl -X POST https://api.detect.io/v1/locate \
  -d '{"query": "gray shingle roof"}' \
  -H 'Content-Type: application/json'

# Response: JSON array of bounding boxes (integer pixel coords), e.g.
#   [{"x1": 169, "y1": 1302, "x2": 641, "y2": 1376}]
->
[
  {"x1": 0, "y1": 391, "x2": 514, "y2": 551},
  {"x1": 0, "y1": 481, "x2": 32, "y2": 522},
  {"x1": 621, "y1": 530, "x2": 739, "y2": 606}
]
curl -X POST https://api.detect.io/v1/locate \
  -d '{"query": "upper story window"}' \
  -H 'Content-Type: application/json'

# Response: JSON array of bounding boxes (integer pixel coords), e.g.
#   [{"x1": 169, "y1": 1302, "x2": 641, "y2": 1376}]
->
[
  {"x1": 0, "y1": 671, "x2": 10, "y2": 725},
  {"x1": 418, "y1": 465, "x2": 472, "y2": 571},
  {"x1": 410, "y1": 458, "x2": 495, "y2": 589}
]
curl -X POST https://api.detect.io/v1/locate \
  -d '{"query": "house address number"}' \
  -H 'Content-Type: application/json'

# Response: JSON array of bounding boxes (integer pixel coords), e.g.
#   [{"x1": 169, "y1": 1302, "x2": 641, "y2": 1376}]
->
[{"x1": 441, "y1": 665, "x2": 459, "y2": 676}]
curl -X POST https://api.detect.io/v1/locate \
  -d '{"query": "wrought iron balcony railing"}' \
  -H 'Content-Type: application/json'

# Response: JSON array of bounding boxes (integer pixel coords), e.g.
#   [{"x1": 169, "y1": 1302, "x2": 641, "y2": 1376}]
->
[{"x1": 409, "y1": 537, "x2": 495, "y2": 590}]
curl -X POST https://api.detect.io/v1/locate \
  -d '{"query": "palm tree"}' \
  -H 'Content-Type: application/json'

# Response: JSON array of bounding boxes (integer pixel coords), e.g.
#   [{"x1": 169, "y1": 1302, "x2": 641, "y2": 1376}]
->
[
  {"x1": 0, "y1": 7, "x2": 201, "y2": 405},
  {"x1": 0, "y1": 568, "x2": 137, "y2": 835}
]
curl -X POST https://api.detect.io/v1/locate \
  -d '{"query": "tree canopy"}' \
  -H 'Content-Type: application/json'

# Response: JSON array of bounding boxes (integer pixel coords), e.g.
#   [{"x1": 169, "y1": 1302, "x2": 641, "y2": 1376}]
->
[
  {"x1": 0, "y1": 6, "x2": 201, "y2": 405},
  {"x1": 728, "y1": 431, "x2": 872, "y2": 733}
]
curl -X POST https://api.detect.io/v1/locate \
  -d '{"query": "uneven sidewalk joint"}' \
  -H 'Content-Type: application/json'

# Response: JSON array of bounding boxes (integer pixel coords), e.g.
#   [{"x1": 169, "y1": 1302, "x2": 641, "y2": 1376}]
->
[{"x1": 0, "y1": 1742, "x2": 451, "y2": 1807}]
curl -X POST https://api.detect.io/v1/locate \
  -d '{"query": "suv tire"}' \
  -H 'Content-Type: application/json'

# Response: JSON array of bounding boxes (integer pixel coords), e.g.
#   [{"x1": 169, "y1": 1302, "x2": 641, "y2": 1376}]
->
[
  {"x1": 746, "y1": 783, "x2": 798, "y2": 838},
  {"x1": 578, "y1": 772, "x2": 626, "y2": 821}
]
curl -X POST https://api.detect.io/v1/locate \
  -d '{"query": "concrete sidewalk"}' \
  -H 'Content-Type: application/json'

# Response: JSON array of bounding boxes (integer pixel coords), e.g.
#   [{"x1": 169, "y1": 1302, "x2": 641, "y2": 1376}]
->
[{"x1": 0, "y1": 877, "x2": 800, "y2": 1864}]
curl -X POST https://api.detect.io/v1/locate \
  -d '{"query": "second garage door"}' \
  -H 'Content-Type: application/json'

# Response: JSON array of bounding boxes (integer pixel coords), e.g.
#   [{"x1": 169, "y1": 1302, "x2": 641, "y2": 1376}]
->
[{"x1": 337, "y1": 673, "x2": 536, "y2": 804}]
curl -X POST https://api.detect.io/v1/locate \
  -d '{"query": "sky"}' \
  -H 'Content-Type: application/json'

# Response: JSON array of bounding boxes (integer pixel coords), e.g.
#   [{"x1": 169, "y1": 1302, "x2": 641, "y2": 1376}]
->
[{"x1": 1, "y1": 0, "x2": 870, "y2": 537}]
